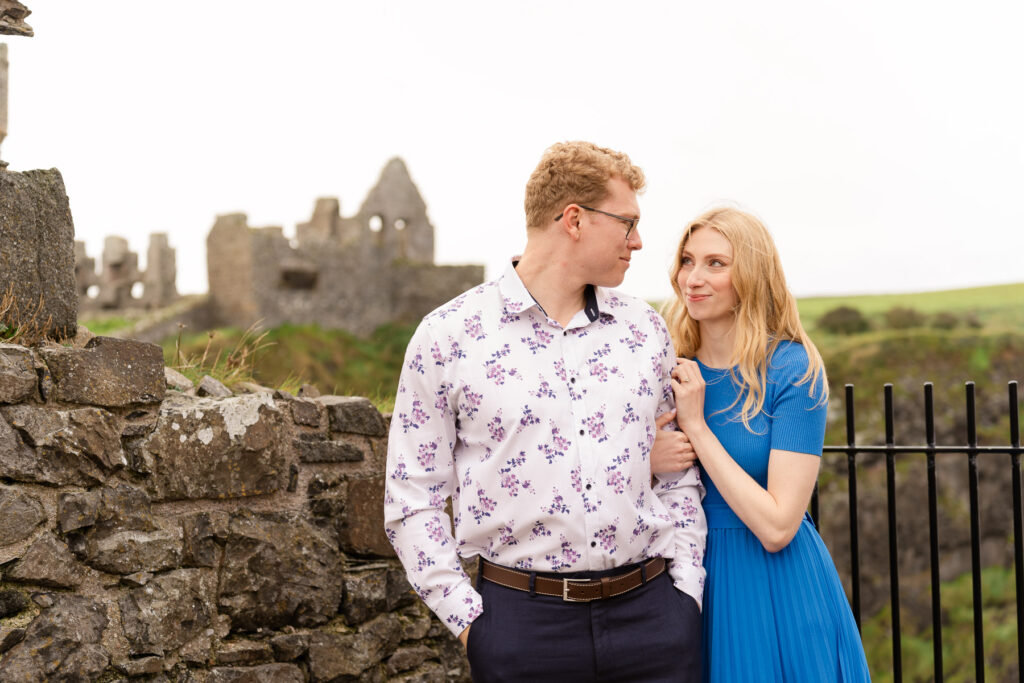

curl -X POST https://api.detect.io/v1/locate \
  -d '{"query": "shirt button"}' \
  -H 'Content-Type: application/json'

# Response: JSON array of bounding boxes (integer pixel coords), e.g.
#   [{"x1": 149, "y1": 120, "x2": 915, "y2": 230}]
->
[
  {"x1": 585, "y1": 484, "x2": 592, "y2": 490},
  {"x1": 591, "y1": 541, "x2": 597, "y2": 548},
  {"x1": 570, "y1": 377, "x2": 576, "y2": 384},
  {"x1": 563, "y1": 331, "x2": 568, "y2": 336},
  {"x1": 579, "y1": 429, "x2": 584, "y2": 436}
]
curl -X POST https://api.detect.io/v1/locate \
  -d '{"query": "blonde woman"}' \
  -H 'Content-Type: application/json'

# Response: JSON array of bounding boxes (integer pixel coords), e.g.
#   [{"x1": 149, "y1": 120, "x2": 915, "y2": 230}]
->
[{"x1": 655, "y1": 208, "x2": 870, "y2": 681}]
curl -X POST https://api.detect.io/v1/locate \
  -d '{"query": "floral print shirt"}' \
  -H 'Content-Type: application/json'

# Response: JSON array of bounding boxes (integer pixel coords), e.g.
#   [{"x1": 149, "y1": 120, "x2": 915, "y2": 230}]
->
[{"x1": 384, "y1": 261, "x2": 707, "y2": 636}]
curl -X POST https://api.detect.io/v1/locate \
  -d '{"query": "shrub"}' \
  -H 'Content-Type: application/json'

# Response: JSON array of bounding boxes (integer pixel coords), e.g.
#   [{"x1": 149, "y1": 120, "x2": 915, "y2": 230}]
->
[
  {"x1": 931, "y1": 311, "x2": 959, "y2": 330},
  {"x1": 818, "y1": 306, "x2": 869, "y2": 335},
  {"x1": 884, "y1": 306, "x2": 926, "y2": 329}
]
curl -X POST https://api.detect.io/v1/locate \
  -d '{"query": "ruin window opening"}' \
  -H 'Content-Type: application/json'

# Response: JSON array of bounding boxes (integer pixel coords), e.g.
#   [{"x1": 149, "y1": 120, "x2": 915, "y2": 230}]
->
[
  {"x1": 369, "y1": 215, "x2": 383, "y2": 233},
  {"x1": 394, "y1": 218, "x2": 407, "y2": 231},
  {"x1": 280, "y1": 266, "x2": 319, "y2": 290}
]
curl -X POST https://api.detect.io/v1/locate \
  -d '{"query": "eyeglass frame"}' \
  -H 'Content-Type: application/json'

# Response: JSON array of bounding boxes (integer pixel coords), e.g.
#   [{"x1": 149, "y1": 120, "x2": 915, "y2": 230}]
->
[{"x1": 554, "y1": 204, "x2": 639, "y2": 241}]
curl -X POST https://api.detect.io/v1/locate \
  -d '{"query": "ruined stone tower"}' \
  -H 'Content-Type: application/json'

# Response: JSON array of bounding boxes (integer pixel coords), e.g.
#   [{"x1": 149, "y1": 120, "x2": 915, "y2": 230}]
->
[{"x1": 206, "y1": 158, "x2": 483, "y2": 336}]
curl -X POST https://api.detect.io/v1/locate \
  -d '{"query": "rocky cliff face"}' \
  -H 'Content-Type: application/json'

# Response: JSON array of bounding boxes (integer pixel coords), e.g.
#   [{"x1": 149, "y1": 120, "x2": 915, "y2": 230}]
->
[{"x1": 0, "y1": 338, "x2": 468, "y2": 682}]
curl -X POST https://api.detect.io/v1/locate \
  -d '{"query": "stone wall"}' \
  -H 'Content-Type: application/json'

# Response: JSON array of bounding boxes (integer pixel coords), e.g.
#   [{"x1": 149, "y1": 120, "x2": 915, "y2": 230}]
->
[{"x1": 0, "y1": 338, "x2": 469, "y2": 682}]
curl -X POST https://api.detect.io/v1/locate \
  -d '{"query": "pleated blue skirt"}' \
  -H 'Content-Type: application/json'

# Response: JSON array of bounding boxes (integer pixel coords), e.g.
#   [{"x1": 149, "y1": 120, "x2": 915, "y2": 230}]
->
[{"x1": 703, "y1": 504, "x2": 871, "y2": 682}]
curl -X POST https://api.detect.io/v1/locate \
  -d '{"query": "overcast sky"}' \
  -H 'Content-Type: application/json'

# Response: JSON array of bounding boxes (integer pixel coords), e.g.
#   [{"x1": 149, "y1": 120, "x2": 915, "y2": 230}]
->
[{"x1": 6, "y1": 1, "x2": 1023, "y2": 301}]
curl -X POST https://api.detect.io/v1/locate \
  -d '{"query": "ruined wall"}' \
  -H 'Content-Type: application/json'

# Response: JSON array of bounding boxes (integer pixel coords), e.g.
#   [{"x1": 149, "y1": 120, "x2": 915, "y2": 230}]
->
[
  {"x1": 206, "y1": 158, "x2": 483, "y2": 337},
  {"x1": 0, "y1": 338, "x2": 469, "y2": 682},
  {"x1": 75, "y1": 233, "x2": 179, "y2": 312}
]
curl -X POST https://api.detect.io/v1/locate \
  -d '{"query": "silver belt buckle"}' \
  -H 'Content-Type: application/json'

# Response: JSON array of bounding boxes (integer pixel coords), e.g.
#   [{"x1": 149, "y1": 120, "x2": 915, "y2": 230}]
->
[{"x1": 562, "y1": 578, "x2": 593, "y2": 602}]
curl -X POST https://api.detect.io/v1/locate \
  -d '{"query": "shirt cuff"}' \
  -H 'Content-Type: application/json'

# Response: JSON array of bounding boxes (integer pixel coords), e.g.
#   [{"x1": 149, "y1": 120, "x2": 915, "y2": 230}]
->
[{"x1": 433, "y1": 577, "x2": 484, "y2": 637}]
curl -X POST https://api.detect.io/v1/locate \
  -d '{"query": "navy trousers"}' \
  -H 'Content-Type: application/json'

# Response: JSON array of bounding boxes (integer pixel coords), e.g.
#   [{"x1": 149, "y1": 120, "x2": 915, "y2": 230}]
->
[{"x1": 466, "y1": 563, "x2": 702, "y2": 682}]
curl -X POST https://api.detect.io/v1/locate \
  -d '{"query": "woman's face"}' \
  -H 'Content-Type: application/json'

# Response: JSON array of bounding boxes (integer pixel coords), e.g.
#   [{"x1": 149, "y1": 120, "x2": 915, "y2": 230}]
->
[{"x1": 676, "y1": 227, "x2": 738, "y2": 326}]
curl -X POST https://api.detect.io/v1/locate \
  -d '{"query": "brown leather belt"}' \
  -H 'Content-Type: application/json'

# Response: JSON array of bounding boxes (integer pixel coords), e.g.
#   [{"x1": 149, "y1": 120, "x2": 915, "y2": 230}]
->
[{"x1": 480, "y1": 557, "x2": 666, "y2": 602}]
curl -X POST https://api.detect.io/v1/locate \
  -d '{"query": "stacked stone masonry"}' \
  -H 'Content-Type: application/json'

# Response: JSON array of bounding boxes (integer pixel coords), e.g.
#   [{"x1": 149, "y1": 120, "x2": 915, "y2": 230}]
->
[{"x1": 0, "y1": 338, "x2": 470, "y2": 682}]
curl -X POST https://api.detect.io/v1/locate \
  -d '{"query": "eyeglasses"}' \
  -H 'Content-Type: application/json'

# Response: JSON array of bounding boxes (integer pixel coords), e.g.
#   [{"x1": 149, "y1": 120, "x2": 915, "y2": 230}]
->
[{"x1": 555, "y1": 204, "x2": 639, "y2": 241}]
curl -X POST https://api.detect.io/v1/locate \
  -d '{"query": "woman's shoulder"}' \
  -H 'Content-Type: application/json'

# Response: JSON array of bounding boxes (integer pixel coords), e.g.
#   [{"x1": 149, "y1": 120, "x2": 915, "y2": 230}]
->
[{"x1": 766, "y1": 340, "x2": 814, "y2": 383}]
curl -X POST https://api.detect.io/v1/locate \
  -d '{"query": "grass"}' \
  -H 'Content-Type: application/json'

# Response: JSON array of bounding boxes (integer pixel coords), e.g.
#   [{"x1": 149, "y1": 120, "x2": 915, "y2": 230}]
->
[
  {"x1": 0, "y1": 284, "x2": 55, "y2": 345},
  {"x1": 860, "y1": 566, "x2": 1020, "y2": 683}
]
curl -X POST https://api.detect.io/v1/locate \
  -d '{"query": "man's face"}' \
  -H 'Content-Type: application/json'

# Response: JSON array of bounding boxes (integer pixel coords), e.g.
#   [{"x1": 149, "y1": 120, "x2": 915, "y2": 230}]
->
[{"x1": 575, "y1": 177, "x2": 642, "y2": 288}]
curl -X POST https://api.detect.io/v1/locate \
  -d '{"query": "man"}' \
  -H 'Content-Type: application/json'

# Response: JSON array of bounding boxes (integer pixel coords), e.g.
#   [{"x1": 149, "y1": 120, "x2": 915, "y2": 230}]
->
[{"x1": 385, "y1": 141, "x2": 706, "y2": 682}]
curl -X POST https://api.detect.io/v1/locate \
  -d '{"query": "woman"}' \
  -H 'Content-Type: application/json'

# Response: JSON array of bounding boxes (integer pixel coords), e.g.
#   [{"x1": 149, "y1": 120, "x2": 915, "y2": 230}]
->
[{"x1": 654, "y1": 207, "x2": 870, "y2": 681}]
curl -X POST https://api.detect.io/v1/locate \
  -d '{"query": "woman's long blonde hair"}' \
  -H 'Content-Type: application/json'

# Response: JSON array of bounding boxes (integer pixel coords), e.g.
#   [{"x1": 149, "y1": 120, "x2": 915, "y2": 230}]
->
[{"x1": 660, "y1": 207, "x2": 827, "y2": 431}]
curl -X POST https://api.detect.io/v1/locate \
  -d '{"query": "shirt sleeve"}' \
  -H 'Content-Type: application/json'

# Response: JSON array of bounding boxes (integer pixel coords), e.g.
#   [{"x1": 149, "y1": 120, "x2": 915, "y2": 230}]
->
[
  {"x1": 768, "y1": 342, "x2": 828, "y2": 456},
  {"x1": 650, "y1": 315, "x2": 708, "y2": 608},
  {"x1": 384, "y1": 321, "x2": 483, "y2": 636}
]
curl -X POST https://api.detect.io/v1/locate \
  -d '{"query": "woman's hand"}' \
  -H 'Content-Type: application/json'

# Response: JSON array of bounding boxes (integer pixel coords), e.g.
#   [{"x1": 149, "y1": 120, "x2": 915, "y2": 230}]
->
[
  {"x1": 670, "y1": 359, "x2": 707, "y2": 433},
  {"x1": 650, "y1": 410, "x2": 697, "y2": 474}
]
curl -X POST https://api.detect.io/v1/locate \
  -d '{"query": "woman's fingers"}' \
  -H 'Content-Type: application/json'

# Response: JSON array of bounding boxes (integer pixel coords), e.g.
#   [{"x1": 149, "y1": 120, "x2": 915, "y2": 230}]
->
[{"x1": 655, "y1": 409, "x2": 677, "y2": 429}]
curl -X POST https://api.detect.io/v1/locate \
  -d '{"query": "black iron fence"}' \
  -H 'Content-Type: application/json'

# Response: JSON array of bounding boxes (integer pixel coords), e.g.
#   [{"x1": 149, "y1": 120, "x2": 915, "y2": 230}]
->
[{"x1": 810, "y1": 380, "x2": 1022, "y2": 683}]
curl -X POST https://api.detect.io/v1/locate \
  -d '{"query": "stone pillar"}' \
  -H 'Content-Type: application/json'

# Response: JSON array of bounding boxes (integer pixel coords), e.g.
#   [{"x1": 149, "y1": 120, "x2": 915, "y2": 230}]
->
[
  {"x1": 141, "y1": 233, "x2": 178, "y2": 309},
  {"x1": 97, "y1": 236, "x2": 141, "y2": 309},
  {"x1": 0, "y1": 168, "x2": 78, "y2": 339},
  {"x1": 0, "y1": 2, "x2": 32, "y2": 37}
]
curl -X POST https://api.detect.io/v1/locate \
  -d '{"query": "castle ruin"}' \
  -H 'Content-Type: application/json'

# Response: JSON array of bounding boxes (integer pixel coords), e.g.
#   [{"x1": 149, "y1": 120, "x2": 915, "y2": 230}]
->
[
  {"x1": 206, "y1": 157, "x2": 484, "y2": 336},
  {"x1": 75, "y1": 233, "x2": 179, "y2": 311}
]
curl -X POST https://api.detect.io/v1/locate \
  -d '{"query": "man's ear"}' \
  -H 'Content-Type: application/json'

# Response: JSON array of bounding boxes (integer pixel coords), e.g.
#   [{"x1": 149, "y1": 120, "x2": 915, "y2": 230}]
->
[{"x1": 559, "y1": 205, "x2": 583, "y2": 240}]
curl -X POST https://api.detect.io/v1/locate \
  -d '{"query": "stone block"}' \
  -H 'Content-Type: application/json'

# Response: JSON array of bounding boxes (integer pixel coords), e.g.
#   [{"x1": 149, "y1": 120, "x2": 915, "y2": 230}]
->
[
  {"x1": 6, "y1": 533, "x2": 88, "y2": 588},
  {"x1": 0, "y1": 168, "x2": 78, "y2": 340},
  {"x1": 218, "y1": 511, "x2": 343, "y2": 631},
  {"x1": 295, "y1": 433, "x2": 365, "y2": 463},
  {"x1": 144, "y1": 393, "x2": 286, "y2": 501},
  {"x1": 0, "y1": 589, "x2": 29, "y2": 619},
  {"x1": 198, "y1": 374, "x2": 232, "y2": 398},
  {"x1": 164, "y1": 366, "x2": 194, "y2": 391},
  {"x1": 207, "y1": 664, "x2": 305, "y2": 683},
  {"x1": 386, "y1": 645, "x2": 438, "y2": 676},
  {"x1": 342, "y1": 565, "x2": 388, "y2": 625},
  {"x1": 0, "y1": 344, "x2": 36, "y2": 403},
  {"x1": 0, "y1": 486, "x2": 45, "y2": 546},
  {"x1": 0, "y1": 594, "x2": 109, "y2": 681},
  {"x1": 389, "y1": 661, "x2": 447, "y2": 683},
  {"x1": 319, "y1": 395, "x2": 387, "y2": 436},
  {"x1": 307, "y1": 613, "x2": 402, "y2": 682},
  {"x1": 57, "y1": 489, "x2": 100, "y2": 533},
  {"x1": 339, "y1": 474, "x2": 395, "y2": 557},
  {"x1": 0, "y1": 407, "x2": 105, "y2": 486},
  {"x1": 387, "y1": 566, "x2": 419, "y2": 611},
  {"x1": 118, "y1": 656, "x2": 165, "y2": 677},
  {"x1": 216, "y1": 639, "x2": 273, "y2": 666},
  {"x1": 182, "y1": 510, "x2": 231, "y2": 568},
  {"x1": 269, "y1": 633, "x2": 309, "y2": 662},
  {"x1": 287, "y1": 397, "x2": 321, "y2": 427},
  {"x1": 2, "y1": 403, "x2": 125, "y2": 471},
  {"x1": 0, "y1": 627, "x2": 26, "y2": 655},
  {"x1": 80, "y1": 525, "x2": 183, "y2": 575},
  {"x1": 38, "y1": 336, "x2": 165, "y2": 406},
  {"x1": 119, "y1": 568, "x2": 217, "y2": 656}
]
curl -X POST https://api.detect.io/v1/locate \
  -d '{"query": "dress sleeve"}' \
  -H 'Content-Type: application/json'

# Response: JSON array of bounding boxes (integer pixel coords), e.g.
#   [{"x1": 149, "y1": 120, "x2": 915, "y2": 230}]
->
[
  {"x1": 650, "y1": 313, "x2": 708, "y2": 607},
  {"x1": 768, "y1": 343, "x2": 828, "y2": 457},
  {"x1": 383, "y1": 321, "x2": 483, "y2": 636}
]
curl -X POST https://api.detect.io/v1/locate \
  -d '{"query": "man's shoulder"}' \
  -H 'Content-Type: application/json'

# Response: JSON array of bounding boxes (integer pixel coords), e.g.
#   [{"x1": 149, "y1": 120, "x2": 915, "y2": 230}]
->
[
  {"x1": 599, "y1": 287, "x2": 666, "y2": 327},
  {"x1": 419, "y1": 279, "x2": 502, "y2": 329}
]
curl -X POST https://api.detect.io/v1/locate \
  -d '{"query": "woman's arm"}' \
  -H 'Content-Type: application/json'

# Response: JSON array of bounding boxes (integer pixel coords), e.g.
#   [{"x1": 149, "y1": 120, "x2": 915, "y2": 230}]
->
[
  {"x1": 650, "y1": 410, "x2": 697, "y2": 474},
  {"x1": 671, "y1": 358, "x2": 819, "y2": 552}
]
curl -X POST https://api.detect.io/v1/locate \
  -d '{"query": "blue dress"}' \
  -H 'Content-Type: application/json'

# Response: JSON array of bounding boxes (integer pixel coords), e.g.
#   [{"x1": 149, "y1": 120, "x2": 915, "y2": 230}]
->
[{"x1": 698, "y1": 342, "x2": 870, "y2": 682}]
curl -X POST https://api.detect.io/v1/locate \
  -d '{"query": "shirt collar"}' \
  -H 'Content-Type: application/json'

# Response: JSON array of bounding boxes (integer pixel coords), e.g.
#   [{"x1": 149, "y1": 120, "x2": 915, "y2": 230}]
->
[{"x1": 499, "y1": 258, "x2": 604, "y2": 323}]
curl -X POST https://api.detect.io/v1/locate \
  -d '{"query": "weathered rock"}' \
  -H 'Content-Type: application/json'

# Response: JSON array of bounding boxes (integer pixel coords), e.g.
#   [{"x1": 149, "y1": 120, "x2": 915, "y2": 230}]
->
[
  {"x1": 82, "y1": 525, "x2": 183, "y2": 575},
  {"x1": 389, "y1": 661, "x2": 447, "y2": 683},
  {"x1": 269, "y1": 632, "x2": 309, "y2": 661},
  {"x1": 0, "y1": 594, "x2": 109, "y2": 682},
  {"x1": 117, "y1": 656, "x2": 165, "y2": 677},
  {"x1": 120, "y1": 571, "x2": 154, "y2": 588},
  {"x1": 319, "y1": 396, "x2": 387, "y2": 436},
  {"x1": 197, "y1": 374, "x2": 232, "y2": 398},
  {"x1": 306, "y1": 472, "x2": 347, "y2": 541},
  {"x1": 0, "y1": 168, "x2": 77, "y2": 339},
  {"x1": 0, "y1": 627, "x2": 26, "y2": 654},
  {"x1": 207, "y1": 664, "x2": 305, "y2": 683},
  {"x1": 307, "y1": 613, "x2": 403, "y2": 682},
  {"x1": 2, "y1": 403, "x2": 125, "y2": 472},
  {"x1": 0, "y1": 588, "x2": 29, "y2": 618},
  {"x1": 295, "y1": 433, "x2": 365, "y2": 463},
  {"x1": 386, "y1": 645, "x2": 438, "y2": 676},
  {"x1": 387, "y1": 566, "x2": 419, "y2": 611},
  {"x1": 164, "y1": 366, "x2": 194, "y2": 392},
  {"x1": 182, "y1": 510, "x2": 231, "y2": 568},
  {"x1": 0, "y1": 344, "x2": 36, "y2": 403},
  {"x1": 179, "y1": 629, "x2": 215, "y2": 667},
  {"x1": 119, "y1": 568, "x2": 216, "y2": 656},
  {"x1": 298, "y1": 384, "x2": 321, "y2": 399},
  {"x1": 285, "y1": 397, "x2": 321, "y2": 427},
  {"x1": 37, "y1": 336, "x2": 165, "y2": 406},
  {"x1": 234, "y1": 381, "x2": 273, "y2": 395},
  {"x1": 339, "y1": 474, "x2": 395, "y2": 557},
  {"x1": 0, "y1": 486, "x2": 45, "y2": 546},
  {"x1": 57, "y1": 489, "x2": 100, "y2": 533},
  {"x1": 121, "y1": 408, "x2": 158, "y2": 438},
  {"x1": 0, "y1": 1, "x2": 33, "y2": 37},
  {"x1": 143, "y1": 393, "x2": 286, "y2": 501},
  {"x1": 6, "y1": 533, "x2": 88, "y2": 588},
  {"x1": 342, "y1": 565, "x2": 388, "y2": 625},
  {"x1": 216, "y1": 639, "x2": 273, "y2": 666},
  {"x1": 0, "y1": 407, "x2": 105, "y2": 486},
  {"x1": 218, "y1": 511, "x2": 344, "y2": 632}
]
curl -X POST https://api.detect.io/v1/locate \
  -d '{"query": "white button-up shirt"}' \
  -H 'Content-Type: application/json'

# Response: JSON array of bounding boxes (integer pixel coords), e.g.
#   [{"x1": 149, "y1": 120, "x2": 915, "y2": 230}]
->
[{"x1": 385, "y1": 261, "x2": 706, "y2": 636}]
